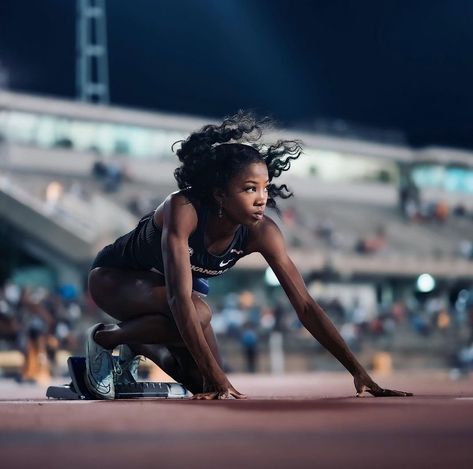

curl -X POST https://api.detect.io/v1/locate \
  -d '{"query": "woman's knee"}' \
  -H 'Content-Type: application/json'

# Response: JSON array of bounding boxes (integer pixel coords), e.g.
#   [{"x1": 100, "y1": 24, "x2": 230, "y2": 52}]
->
[
  {"x1": 192, "y1": 295, "x2": 212, "y2": 329},
  {"x1": 88, "y1": 268, "x2": 108, "y2": 309},
  {"x1": 88, "y1": 267, "x2": 122, "y2": 310}
]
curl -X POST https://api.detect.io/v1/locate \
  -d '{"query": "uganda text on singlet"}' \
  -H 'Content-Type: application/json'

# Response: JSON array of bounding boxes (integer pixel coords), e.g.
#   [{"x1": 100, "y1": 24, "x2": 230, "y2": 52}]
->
[{"x1": 92, "y1": 203, "x2": 249, "y2": 279}]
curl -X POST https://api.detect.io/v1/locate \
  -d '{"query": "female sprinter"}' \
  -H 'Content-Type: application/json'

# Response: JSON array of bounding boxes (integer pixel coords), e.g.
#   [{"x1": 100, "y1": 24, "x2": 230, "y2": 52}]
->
[{"x1": 86, "y1": 112, "x2": 412, "y2": 400}]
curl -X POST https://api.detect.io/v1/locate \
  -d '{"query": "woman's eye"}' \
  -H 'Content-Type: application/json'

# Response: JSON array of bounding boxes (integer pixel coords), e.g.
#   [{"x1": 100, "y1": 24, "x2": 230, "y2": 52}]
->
[{"x1": 244, "y1": 186, "x2": 269, "y2": 193}]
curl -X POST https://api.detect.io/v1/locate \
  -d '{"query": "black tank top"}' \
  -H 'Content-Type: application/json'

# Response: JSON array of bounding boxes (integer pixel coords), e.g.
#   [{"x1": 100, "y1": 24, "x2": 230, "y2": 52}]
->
[{"x1": 110, "y1": 204, "x2": 249, "y2": 279}]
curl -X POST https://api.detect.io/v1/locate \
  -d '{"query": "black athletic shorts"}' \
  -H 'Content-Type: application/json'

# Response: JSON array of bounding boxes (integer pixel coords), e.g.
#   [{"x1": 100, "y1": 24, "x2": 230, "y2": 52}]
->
[
  {"x1": 90, "y1": 245, "x2": 209, "y2": 297},
  {"x1": 90, "y1": 244, "x2": 130, "y2": 270}
]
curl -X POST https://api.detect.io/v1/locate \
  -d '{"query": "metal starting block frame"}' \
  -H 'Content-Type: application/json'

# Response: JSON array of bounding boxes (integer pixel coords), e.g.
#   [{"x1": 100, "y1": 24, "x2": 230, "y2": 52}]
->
[{"x1": 46, "y1": 356, "x2": 189, "y2": 400}]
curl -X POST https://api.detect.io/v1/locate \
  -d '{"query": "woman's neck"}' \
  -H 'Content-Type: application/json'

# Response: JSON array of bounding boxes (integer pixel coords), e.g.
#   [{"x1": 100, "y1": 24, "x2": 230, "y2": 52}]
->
[{"x1": 205, "y1": 210, "x2": 239, "y2": 242}]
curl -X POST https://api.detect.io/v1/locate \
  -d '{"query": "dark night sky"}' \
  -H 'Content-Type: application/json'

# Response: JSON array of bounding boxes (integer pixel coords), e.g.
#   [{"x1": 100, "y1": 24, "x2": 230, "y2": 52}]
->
[{"x1": 1, "y1": 0, "x2": 472, "y2": 149}]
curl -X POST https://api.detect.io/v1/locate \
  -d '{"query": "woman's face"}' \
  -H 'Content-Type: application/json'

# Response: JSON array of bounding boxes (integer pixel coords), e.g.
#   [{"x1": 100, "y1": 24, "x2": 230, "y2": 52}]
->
[{"x1": 220, "y1": 162, "x2": 269, "y2": 225}]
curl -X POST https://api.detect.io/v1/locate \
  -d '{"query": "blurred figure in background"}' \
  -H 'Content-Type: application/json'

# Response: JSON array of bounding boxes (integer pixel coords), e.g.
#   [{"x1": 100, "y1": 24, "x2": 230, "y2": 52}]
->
[
  {"x1": 17, "y1": 288, "x2": 53, "y2": 383},
  {"x1": 0, "y1": 280, "x2": 88, "y2": 382},
  {"x1": 241, "y1": 322, "x2": 259, "y2": 373}
]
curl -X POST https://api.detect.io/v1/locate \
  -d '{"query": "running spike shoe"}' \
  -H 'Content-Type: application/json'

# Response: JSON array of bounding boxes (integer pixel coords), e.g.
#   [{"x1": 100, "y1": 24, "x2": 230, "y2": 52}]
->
[{"x1": 85, "y1": 323, "x2": 115, "y2": 399}]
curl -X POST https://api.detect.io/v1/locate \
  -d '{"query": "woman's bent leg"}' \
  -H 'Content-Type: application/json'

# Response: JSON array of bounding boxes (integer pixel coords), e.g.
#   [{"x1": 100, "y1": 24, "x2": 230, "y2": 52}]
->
[
  {"x1": 94, "y1": 315, "x2": 183, "y2": 349},
  {"x1": 88, "y1": 267, "x2": 219, "y2": 394}
]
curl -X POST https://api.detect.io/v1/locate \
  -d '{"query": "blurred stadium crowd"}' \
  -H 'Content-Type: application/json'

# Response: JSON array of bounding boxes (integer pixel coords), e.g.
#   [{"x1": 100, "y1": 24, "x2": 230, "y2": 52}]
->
[
  {"x1": 1, "y1": 277, "x2": 472, "y2": 382},
  {"x1": 1, "y1": 91, "x2": 473, "y2": 383}
]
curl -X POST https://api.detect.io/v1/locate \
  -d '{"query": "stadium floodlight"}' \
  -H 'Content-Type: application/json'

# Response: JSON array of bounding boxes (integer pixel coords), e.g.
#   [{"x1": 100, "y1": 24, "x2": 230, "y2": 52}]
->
[
  {"x1": 416, "y1": 273, "x2": 436, "y2": 293},
  {"x1": 77, "y1": 0, "x2": 110, "y2": 104},
  {"x1": 265, "y1": 267, "x2": 280, "y2": 287}
]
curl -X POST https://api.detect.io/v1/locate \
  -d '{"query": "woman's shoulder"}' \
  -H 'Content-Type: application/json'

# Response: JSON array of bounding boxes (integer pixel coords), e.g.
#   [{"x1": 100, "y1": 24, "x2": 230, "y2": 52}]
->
[
  {"x1": 245, "y1": 213, "x2": 284, "y2": 253},
  {"x1": 157, "y1": 189, "x2": 198, "y2": 212},
  {"x1": 154, "y1": 189, "x2": 200, "y2": 229}
]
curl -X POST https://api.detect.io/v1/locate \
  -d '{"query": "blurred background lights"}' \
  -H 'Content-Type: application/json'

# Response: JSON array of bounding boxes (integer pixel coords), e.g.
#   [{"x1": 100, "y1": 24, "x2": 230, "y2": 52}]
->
[
  {"x1": 264, "y1": 267, "x2": 280, "y2": 287},
  {"x1": 416, "y1": 273, "x2": 436, "y2": 293}
]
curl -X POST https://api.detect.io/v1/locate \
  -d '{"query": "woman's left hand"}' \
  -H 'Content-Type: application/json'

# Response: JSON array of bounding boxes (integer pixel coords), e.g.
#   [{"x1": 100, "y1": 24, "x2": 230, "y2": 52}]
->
[
  {"x1": 353, "y1": 371, "x2": 413, "y2": 397},
  {"x1": 192, "y1": 379, "x2": 248, "y2": 400}
]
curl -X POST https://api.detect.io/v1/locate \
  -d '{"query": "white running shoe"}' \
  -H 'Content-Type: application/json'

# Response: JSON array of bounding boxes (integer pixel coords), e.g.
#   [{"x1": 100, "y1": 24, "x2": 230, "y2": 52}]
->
[
  {"x1": 85, "y1": 323, "x2": 115, "y2": 399},
  {"x1": 114, "y1": 344, "x2": 141, "y2": 386}
]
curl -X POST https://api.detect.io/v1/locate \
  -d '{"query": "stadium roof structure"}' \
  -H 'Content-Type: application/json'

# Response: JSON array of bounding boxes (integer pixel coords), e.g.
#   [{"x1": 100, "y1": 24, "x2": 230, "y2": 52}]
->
[
  {"x1": 1, "y1": 91, "x2": 472, "y2": 285},
  {"x1": 2, "y1": 90, "x2": 473, "y2": 167}
]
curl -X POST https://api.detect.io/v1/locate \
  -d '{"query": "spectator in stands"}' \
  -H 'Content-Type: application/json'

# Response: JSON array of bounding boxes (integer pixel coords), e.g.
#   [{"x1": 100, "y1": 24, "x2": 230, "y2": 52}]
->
[
  {"x1": 351, "y1": 300, "x2": 370, "y2": 335},
  {"x1": 356, "y1": 225, "x2": 387, "y2": 255},
  {"x1": 281, "y1": 206, "x2": 297, "y2": 227},
  {"x1": 436, "y1": 309, "x2": 451, "y2": 334},
  {"x1": 316, "y1": 219, "x2": 341, "y2": 248},
  {"x1": 399, "y1": 177, "x2": 420, "y2": 221},
  {"x1": 327, "y1": 298, "x2": 346, "y2": 322},
  {"x1": 390, "y1": 301, "x2": 407, "y2": 323},
  {"x1": 44, "y1": 181, "x2": 64, "y2": 213},
  {"x1": 0, "y1": 280, "x2": 88, "y2": 381},
  {"x1": 220, "y1": 294, "x2": 244, "y2": 340},
  {"x1": 17, "y1": 287, "x2": 54, "y2": 383},
  {"x1": 434, "y1": 200, "x2": 449, "y2": 222},
  {"x1": 0, "y1": 287, "x2": 19, "y2": 343},
  {"x1": 453, "y1": 204, "x2": 467, "y2": 217},
  {"x1": 240, "y1": 321, "x2": 259, "y2": 373},
  {"x1": 92, "y1": 157, "x2": 130, "y2": 192},
  {"x1": 411, "y1": 313, "x2": 431, "y2": 337}
]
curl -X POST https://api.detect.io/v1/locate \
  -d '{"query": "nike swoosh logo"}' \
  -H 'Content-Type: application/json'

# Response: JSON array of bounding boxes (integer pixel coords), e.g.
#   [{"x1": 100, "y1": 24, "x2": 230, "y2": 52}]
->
[
  {"x1": 87, "y1": 370, "x2": 111, "y2": 393},
  {"x1": 86, "y1": 338, "x2": 111, "y2": 393},
  {"x1": 219, "y1": 258, "x2": 235, "y2": 267}
]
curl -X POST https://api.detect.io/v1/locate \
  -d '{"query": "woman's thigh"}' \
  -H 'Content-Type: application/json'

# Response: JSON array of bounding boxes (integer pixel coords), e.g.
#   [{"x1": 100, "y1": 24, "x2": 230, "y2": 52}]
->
[
  {"x1": 88, "y1": 267, "x2": 171, "y2": 322},
  {"x1": 88, "y1": 267, "x2": 212, "y2": 328}
]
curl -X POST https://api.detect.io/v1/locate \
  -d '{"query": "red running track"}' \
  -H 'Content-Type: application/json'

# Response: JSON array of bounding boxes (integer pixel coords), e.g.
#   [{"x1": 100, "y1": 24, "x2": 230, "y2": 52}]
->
[{"x1": 0, "y1": 371, "x2": 472, "y2": 469}]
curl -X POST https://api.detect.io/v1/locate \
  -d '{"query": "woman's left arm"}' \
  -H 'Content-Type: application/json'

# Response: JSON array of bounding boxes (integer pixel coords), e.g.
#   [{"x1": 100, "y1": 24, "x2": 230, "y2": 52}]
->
[{"x1": 255, "y1": 218, "x2": 412, "y2": 397}]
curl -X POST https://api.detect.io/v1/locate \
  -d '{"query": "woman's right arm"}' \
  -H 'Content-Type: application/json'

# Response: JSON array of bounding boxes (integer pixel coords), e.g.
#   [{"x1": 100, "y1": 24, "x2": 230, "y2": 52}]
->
[{"x1": 161, "y1": 194, "x2": 242, "y2": 398}]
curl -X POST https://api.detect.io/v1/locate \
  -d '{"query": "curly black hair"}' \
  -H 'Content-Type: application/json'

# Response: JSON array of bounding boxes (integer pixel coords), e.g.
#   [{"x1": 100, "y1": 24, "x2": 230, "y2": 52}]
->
[{"x1": 173, "y1": 111, "x2": 302, "y2": 210}]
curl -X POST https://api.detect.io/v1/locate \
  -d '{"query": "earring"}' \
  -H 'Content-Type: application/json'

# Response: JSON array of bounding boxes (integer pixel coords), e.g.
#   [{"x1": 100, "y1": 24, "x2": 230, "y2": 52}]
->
[{"x1": 218, "y1": 202, "x2": 223, "y2": 218}]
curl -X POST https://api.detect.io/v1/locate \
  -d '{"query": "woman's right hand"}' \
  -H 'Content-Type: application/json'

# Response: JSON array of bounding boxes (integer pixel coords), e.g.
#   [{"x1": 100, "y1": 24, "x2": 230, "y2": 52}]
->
[
  {"x1": 192, "y1": 377, "x2": 247, "y2": 400},
  {"x1": 354, "y1": 370, "x2": 413, "y2": 397}
]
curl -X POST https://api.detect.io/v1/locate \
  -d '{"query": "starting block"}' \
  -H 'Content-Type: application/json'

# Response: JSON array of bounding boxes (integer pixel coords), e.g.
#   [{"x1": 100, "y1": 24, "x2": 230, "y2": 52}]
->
[{"x1": 46, "y1": 356, "x2": 189, "y2": 400}]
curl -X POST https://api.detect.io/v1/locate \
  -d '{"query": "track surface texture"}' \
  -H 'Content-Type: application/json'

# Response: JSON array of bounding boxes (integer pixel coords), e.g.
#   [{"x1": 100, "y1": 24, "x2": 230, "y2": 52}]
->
[{"x1": 1, "y1": 371, "x2": 472, "y2": 469}]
